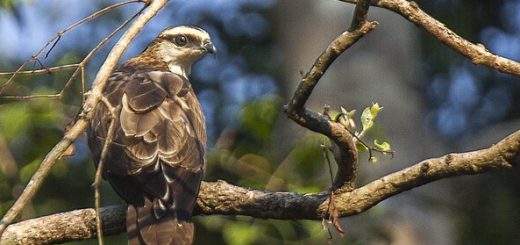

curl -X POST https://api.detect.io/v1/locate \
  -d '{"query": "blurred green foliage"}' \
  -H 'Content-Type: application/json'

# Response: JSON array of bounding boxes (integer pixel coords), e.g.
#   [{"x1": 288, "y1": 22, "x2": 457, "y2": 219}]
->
[{"x1": 0, "y1": 0, "x2": 23, "y2": 10}]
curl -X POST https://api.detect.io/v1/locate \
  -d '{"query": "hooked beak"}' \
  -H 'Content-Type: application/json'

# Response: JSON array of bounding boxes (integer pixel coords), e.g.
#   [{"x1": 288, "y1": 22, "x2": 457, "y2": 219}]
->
[{"x1": 202, "y1": 42, "x2": 216, "y2": 54}]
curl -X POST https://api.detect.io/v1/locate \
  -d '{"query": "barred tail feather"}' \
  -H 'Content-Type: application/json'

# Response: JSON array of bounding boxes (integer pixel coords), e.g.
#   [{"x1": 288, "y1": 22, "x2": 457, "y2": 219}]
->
[{"x1": 127, "y1": 198, "x2": 194, "y2": 245}]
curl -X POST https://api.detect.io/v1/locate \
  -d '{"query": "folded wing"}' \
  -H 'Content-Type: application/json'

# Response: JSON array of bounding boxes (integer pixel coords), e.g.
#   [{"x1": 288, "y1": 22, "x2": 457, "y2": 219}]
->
[{"x1": 87, "y1": 68, "x2": 206, "y2": 244}]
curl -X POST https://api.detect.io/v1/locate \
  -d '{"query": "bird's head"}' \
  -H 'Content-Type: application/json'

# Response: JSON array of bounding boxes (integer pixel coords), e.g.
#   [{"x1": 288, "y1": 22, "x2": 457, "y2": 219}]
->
[{"x1": 141, "y1": 26, "x2": 216, "y2": 78}]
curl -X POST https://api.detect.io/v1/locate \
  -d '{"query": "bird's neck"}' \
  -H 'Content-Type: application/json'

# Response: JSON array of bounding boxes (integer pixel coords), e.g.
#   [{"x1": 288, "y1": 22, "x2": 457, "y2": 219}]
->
[
  {"x1": 125, "y1": 48, "x2": 192, "y2": 79},
  {"x1": 123, "y1": 52, "x2": 170, "y2": 72},
  {"x1": 168, "y1": 63, "x2": 191, "y2": 80}
]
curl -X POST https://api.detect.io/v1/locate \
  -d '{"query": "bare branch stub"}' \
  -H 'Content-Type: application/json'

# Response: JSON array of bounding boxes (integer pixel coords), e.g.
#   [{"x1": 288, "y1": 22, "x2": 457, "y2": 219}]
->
[{"x1": 349, "y1": 0, "x2": 371, "y2": 31}]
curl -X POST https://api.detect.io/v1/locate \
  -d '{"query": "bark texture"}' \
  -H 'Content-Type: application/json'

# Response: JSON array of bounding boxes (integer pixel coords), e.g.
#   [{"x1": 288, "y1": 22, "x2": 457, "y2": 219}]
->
[{"x1": 1, "y1": 130, "x2": 518, "y2": 244}]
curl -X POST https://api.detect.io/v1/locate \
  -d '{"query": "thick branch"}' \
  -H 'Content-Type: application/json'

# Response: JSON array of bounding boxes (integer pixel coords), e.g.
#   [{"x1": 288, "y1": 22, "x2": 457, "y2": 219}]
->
[
  {"x1": 284, "y1": 1, "x2": 374, "y2": 189},
  {"x1": 340, "y1": 0, "x2": 520, "y2": 78},
  {"x1": 199, "y1": 130, "x2": 520, "y2": 216},
  {"x1": 2, "y1": 130, "x2": 518, "y2": 244},
  {"x1": 285, "y1": 20, "x2": 377, "y2": 189},
  {"x1": 0, "y1": 0, "x2": 170, "y2": 236},
  {"x1": 0, "y1": 207, "x2": 125, "y2": 245}
]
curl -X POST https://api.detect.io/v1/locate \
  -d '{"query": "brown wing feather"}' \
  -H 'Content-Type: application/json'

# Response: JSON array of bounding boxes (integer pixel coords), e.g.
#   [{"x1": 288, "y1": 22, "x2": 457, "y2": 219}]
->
[
  {"x1": 87, "y1": 67, "x2": 205, "y2": 245},
  {"x1": 125, "y1": 72, "x2": 168, "y2": 113}
]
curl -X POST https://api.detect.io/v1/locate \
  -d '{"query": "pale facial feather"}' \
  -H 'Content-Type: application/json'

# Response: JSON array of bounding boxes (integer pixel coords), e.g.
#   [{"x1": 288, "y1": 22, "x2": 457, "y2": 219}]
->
[
  {"x1": 160, "y1": 26, "x2": 211, "y2": 41},
  {"x1": 155, "y1": 26, "x2": 212, "y2": 78}
]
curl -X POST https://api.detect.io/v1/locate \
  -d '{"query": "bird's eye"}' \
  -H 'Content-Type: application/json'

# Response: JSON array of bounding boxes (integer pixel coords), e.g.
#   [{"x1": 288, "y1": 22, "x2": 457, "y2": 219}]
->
[{"x1": 174, "y1": 35, "x2": 187, "y2": 46}]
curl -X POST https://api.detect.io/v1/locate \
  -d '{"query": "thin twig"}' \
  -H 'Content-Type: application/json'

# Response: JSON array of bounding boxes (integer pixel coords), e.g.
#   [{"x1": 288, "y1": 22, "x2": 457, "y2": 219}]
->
[
  {"x1": 58, "y1": 7, "x2": 143, "y2": 98},
  {"x1": 0, "y1": 0, "x2": 170, "y2": 237},
  {"x1": 93, "y1": 96, "x2": 117, "y2": 245},
  {"x1": 0, "y1": 5, "x2": 143, "y2": 101},
  {"x1": 320, "y1": 144, "x2": 345, "y2": 237},
  {"x1": 32, "y1": 57, "x2": 46, "y2": 71},
  {"x1": 0, "y1": 1, "x2": 139, "y2": 95},
  {"x1": 81, "y1": 66, "x2": 86, "y2": 102},
  {"x1": 321, "y1": 144, "x2": 336, "y2": 185},
  {"x1": 320, "y1": 141, "x2": 336, "y2": 225},
  {"x1": 0, "y1": 64, "x2": 79, "y2": 76},
  {"x1": 45, "y1": 0, "x2": 140, "y2": 58},
  {"x1": 0, "y1": 94, "x2": 61, "y2": 101}
]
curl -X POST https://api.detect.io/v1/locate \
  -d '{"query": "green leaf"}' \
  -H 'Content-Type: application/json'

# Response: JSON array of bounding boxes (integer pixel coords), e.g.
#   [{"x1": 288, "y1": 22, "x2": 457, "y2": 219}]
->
[
  {"x1": 374, "y1": 139, "x2": 391, "y2": 152},
  {"x1": 370, "y1": 102, "x2": 383, "y2": 116},
  {"x1": 369, "y1": 156, "x2": 378, "y2": 164},
  {"x1": 340, "y1": 106, "x2": 357, "y2": 118},
  {"x1": 360, "y1": 102, "x2": 383, "y2": 132},
  {"x1": 340, "y1": 106, "x2": 348, "y2": 115},
  {"x1": 328, "y1": 109, "x2": 340, "y2": 121},
  {"x1": 360, "y1": 106, "x2": 374, "y2": 131},
  {"x1": 356, "y1": 142, "x2": 369, "y2": 152},
  {"x1": 346, "y1": 108, "x2": 357, "y2": 118}
]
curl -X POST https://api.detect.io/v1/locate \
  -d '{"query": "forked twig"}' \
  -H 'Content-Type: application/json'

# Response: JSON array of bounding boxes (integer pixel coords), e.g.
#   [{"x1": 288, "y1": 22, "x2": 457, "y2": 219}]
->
[
  {"x1": 0, "y1": 4, "x2": 144, "y2": 102},
  {"x1": 45, "y1": 0, "x2": 141, "y2": 58},
  {"x1": 58, "y1": 7, "x2": 144, "y2": 98},
  {"x1": 0, "y1": 0, "x2": 139, "y2": 96}
]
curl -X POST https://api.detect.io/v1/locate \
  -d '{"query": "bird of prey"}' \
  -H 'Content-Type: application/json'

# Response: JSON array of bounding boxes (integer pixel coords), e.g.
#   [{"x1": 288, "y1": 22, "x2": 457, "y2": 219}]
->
[{"x1": 87, "y1": 26, "x2": 215, "y2": 245}]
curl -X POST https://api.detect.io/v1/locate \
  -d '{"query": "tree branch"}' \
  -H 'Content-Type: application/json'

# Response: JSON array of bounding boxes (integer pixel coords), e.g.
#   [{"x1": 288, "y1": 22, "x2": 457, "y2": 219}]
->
[
  {"x1": 0, "y1": 0, "x2": 171, "y2": 236},
  {"x1": 2, "y1": 130, "x2": 518, "y2": 244},
  {"x1": 339, "y1": 0, "x2": 520, "y2": 78},
  {"x1": 0, "y1": 207, "x2": 125, "y2": 245},
  {"x1": 284, "y1": 1, "x2": 376, "y2": 190}
]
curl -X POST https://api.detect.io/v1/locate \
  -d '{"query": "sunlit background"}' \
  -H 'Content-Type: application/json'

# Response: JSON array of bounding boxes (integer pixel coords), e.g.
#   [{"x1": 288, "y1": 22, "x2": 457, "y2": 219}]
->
[{"x1": 0, "y1": 0, "x2": 519, "y2": 244}]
